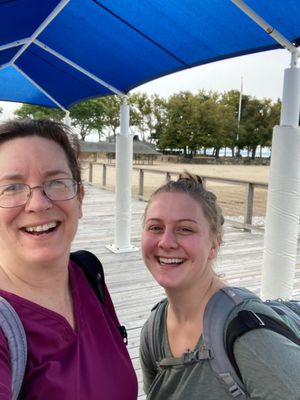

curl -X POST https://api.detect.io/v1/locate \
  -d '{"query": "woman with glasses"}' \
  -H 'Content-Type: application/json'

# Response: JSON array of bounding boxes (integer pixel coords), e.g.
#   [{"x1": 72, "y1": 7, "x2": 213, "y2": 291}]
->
[{"x1": 0, "y1": 119, "x2": 137, "y2": 399}]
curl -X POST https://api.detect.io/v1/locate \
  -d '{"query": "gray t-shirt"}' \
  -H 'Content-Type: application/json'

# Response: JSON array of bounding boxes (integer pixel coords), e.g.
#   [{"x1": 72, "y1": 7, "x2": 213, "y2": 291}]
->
[{"x1": 140, "y1": 298, "x2": 300, "y2": 400}]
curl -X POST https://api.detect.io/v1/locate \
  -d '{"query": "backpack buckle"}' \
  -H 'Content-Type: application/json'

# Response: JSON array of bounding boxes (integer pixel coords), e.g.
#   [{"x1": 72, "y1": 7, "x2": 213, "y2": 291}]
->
[
  {"x1": 118, "y1": 325, "x2": 128, "y2": 345},
  {"x1": 183, "y1": 347, "x2": 211, "y2": 364}
]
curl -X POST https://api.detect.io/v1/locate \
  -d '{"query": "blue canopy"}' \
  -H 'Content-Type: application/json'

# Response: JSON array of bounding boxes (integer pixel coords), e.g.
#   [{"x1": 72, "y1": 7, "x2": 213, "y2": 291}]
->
[
  {"x1": 1, "y1": 0, "x2": 300, "y2": 298},
  {"x1": 0, "y1": 0, "x2": 299, "y2": 109}
]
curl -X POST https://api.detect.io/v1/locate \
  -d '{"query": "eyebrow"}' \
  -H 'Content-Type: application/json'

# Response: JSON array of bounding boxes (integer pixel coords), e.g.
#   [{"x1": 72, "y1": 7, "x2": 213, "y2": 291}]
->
[
  {"x1": 0, "y1": 170, "x2": 70, "y2": 181},
  {"x1": 145, "y1": 218, "x2": 198, "y2": 224}
]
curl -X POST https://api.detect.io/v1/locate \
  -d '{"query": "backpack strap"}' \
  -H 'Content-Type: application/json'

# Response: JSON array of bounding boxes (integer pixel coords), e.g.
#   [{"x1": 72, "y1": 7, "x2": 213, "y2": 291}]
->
[
  {"x1": 147, "y1": 299, "x2": 212, "y2": 370},
  {"x1": 203, "y1": 287, "x2": 259, "y2": 400},
  {"x1": 70, "y1": 250, "x2": 128, "y2": 345},
  {"x1": 226, "y1": 309, "x2": 300, "y2": 382},
  {"x1": 70, "y1": 250, "x2": 105, "y2": 304},
  {"x1": 0, "y1": 296, "x2": 27, "y2": 400},
  {"x1": 147, "y1": 300, "x2": 166, "y2": 370}
]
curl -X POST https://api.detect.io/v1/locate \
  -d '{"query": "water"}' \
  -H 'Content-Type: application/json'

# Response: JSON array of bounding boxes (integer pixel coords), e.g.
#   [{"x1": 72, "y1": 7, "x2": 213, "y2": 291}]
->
[{"x1": 204, "y1": 146, "x2": 271, "y2": 158}]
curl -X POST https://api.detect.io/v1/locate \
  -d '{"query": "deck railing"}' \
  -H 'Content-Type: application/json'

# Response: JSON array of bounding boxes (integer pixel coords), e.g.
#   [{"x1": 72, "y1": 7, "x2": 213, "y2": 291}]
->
[{"x1": 83, "y1": 162, "x2": 268, "y2": 230}]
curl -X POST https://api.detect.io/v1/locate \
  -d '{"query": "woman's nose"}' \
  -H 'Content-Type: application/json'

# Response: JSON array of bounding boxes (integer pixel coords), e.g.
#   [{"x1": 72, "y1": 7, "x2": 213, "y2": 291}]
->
[
  {"x1": 24, "y1": 187, "x2": 52, "y2": 212},
  {"x1": 158, "y1": 230, "x2": 178, "y2": 249}
]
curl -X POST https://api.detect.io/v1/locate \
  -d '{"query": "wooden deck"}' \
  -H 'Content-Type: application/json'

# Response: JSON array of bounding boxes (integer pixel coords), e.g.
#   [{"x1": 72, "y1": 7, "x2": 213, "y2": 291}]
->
[{"x1": 72, "y1": 184, "x2": 300, "y2": 399}]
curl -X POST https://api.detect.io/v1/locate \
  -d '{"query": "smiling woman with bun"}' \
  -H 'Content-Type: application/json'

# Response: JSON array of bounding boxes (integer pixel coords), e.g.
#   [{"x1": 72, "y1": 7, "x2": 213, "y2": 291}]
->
[{"x1": 140, "y1": 171, "x2": 300, "y2": 400}]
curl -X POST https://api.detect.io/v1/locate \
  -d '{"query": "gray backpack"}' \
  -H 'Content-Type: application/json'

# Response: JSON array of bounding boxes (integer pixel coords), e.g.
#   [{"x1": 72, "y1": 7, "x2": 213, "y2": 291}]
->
[
  {"x1": 0, "y1": 296, "x2": 27, "y2": 400},
  {"x1": 147, "y1": 286, "x2": 300, "y2": 399}
]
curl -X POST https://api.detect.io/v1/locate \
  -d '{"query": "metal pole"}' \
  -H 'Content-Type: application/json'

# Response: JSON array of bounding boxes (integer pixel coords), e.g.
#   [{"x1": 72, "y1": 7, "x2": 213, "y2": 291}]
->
[
  {"x1": 237, "y1": 76, "x2": 243, "y2": 128},
  {"x1": 231, "y1": 0, "x2": 300, "y2": 56},
  {"x1": 236, "y1": 76, "x2": 243, "y2": 157}
]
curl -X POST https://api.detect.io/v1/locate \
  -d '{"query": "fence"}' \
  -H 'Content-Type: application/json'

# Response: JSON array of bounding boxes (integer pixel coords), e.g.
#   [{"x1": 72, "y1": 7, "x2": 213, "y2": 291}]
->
[{"x1": 82, "y1": 162, "x2": 268, "y2": 230}]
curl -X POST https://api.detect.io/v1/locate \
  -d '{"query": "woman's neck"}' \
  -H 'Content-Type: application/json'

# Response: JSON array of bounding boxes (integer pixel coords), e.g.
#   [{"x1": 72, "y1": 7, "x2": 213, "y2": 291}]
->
[
  {"x1": 0, "y1": 256, "x2": 75, "y2": 328},
  {"x1": 165, "y1": 276, "x2": 226, "y2": 357},
  {"x1": 166, "y1": 275, "x2": 225, "y2": 322}
]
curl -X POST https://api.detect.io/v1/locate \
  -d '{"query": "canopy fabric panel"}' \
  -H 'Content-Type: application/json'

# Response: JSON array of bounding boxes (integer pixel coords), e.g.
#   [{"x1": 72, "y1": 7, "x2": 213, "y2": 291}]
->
[{"x1": 0, "y1": 0, "x2": 299, "y2": 109}]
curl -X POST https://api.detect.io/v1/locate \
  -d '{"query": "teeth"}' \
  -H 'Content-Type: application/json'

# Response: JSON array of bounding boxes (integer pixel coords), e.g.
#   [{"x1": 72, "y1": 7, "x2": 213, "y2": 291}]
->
[
  {"x1": 159, "y1": 257, "x2": 184, "y2": 265},
  {"x1": 25, "y1": 222, "x2": 57, "y2": 233}
]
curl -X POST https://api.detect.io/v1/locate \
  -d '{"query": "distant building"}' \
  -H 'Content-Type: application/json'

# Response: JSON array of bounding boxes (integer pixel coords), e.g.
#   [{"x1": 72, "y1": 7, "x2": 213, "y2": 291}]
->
[{"x1": 79, "y1": 137, "x2": 160, "y2": 165}]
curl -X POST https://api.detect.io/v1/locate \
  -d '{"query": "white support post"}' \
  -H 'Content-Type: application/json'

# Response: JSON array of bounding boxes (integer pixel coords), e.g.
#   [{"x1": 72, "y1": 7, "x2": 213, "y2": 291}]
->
[
  {"x1": 64, "y1": 111, "x2": 70, "y2": 126},
  {"x1": 230, "y1": 0, "x2": 300, "y2": 300},
  {"x1": 261, "y1": 60, "x2": 300, "y2": 300},
  {"x1": 106, "y1": 97, "x2": 138, "y2": 253}
]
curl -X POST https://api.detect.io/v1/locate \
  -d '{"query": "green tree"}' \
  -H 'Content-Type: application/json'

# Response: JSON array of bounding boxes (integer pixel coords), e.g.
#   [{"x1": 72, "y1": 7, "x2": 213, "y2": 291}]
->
[
  {"x1": 14, "y1": 104, "x2": 64, "y2": 120},
  {"x1": 159, "y1": 91, "x2": 197, "y2": 155},
  {"x1": 102, "y1": 95, "x2": 123, "y2": 141},
  {"x1": 239, "y1": 97, "x2": 278, "y2": 159},
  {"x1": 264, "y1": 99, "x2": 281, "y2": 150},
  {"x1": 130, "y1": 92, "x2": 152, "y2": 141},
  {"x1": 68, "y1": 101, "x2": 93, "y2": 141},
  {"x1": 220, "y1": 90, "x2": 242, "y2": 156},
  {"x1": 148, "y1": 94, "x2": 168, "y2": 144},
  {"x1": 192, "y1": 91, "x2": 229, "y2": 158}
]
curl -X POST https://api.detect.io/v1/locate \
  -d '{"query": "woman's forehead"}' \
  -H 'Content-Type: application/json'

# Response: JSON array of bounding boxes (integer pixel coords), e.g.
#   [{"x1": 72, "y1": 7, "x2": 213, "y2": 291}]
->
[
  {"x1": 0, "y1": 137, "x2": 70, "y2": 177},
  {"x1": 147, "y1": 192, "x2": 204, "y2": 218}
]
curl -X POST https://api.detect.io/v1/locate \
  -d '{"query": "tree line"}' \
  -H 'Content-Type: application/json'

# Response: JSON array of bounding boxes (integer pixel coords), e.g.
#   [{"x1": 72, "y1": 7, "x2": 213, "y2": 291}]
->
[{"x1": 12, "y1": 89, "x2": 281, "y2": 159}]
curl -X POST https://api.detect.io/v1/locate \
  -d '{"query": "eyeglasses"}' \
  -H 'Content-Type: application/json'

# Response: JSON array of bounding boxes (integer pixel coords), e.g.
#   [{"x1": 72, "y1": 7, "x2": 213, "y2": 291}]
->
[{"x1": 0, "y1": 178, "x2": 79, "y2": 208}]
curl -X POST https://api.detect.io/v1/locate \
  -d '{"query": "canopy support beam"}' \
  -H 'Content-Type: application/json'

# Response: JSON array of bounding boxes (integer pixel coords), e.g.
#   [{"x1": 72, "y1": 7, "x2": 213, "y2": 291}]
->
[
  {"x1": 11, "y1": 0, "x2": 70, "y2": 65},
  {"x1": 106, "y1": 97, "x2": 139, "y2": 253},
  {"x1": 34, "y1": 40, "x2": 124, "y2": 97},
  {"x1": 231, "y1": 0, "x2": 300, "y2": 56},
  {"x1": 14, "y1": 64, "x2": 67, "y2": 112}
]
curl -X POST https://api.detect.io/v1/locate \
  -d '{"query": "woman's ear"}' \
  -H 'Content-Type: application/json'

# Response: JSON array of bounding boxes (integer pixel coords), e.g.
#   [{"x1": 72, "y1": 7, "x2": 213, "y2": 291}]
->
[
  {"x1": 208, "y1": 234, "x2": 221, "y2": 260},
  {"x1": 78, "y1": 184, "x2": 85, "y2": 218}
]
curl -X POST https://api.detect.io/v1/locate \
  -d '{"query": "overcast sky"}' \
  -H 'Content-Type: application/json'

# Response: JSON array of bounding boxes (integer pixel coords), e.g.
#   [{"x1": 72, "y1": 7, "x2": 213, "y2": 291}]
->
[
  {"x1": 132, "y1": 49, "x2": 291, "y2": 101},
  {"x1": 0, "y1": 48, "x2": 292, "y2": 120}
]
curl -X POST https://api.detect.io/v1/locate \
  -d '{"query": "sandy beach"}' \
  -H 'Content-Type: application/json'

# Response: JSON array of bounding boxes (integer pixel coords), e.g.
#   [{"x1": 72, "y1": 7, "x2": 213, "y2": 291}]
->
[
  {"x1": 137, "y1": 161, "x2": 270, "y2": 184},
  {"x1": 133, "y1": 162, "x2": 270, "y2": 218},
  {"x1": 84, "y1": 160, "x2": 270, "y2": 219}
]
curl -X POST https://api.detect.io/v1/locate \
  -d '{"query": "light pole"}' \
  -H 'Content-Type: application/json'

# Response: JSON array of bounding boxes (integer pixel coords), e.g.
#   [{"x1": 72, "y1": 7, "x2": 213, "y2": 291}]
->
[{"x1": 236, "y1": 76, "x2": 243, "y2": 157}]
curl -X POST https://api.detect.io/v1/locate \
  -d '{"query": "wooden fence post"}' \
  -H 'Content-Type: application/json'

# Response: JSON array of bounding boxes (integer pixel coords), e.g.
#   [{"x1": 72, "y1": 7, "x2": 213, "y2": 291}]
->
[
  {"x1": 139, "y1": 169, "x2": 144, "y2": 199},
  {"x1": 102, "y1": 164, "x2": 107, "y2": 187},
  {"x1": 244, "y1": 183, "x2": 254, "y2": 229},
  {"x1": 89, "y1": 162, "x2": 93, "y2": 183}
]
